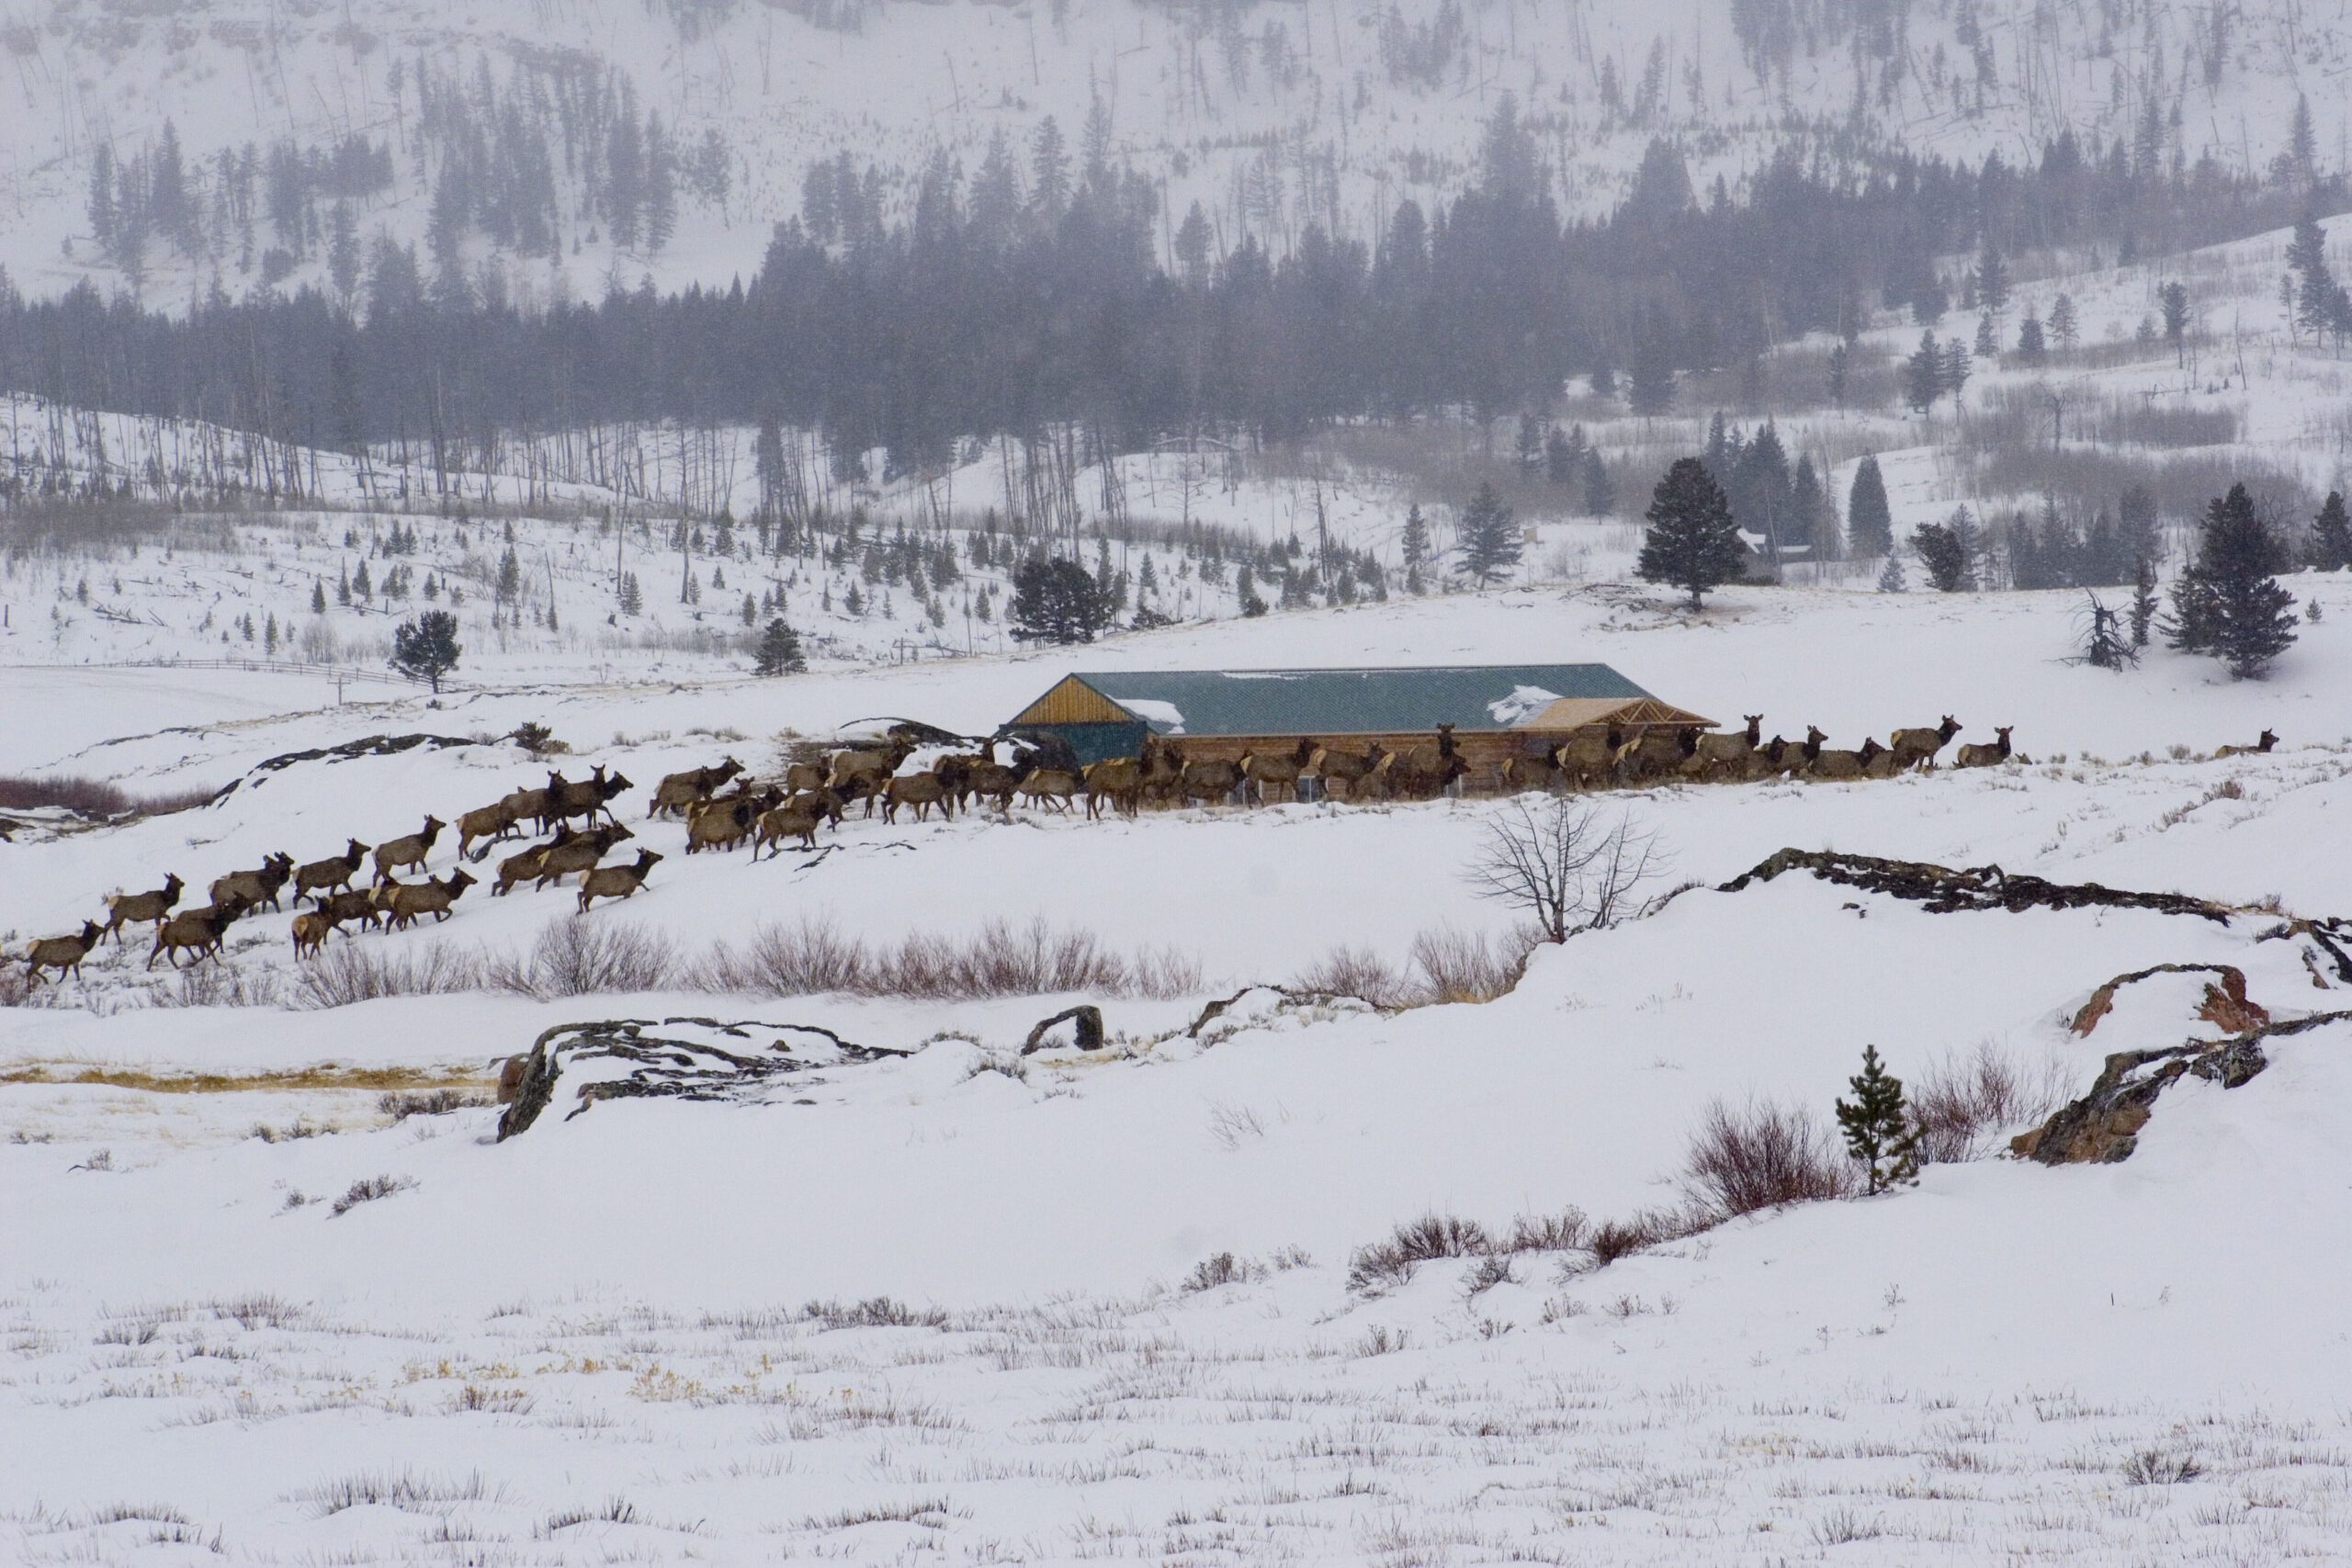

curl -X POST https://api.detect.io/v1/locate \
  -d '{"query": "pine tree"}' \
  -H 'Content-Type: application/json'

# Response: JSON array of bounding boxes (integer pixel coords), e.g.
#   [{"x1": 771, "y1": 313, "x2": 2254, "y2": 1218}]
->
[
  {"x1": 390, "y1": 609, "x2": 463, "y2": 693},
  {"x1": 496, "y1": 546, "x2": 522, "y2": 606},
  {"x1": 1914, "y1": 510, "x2": 1976, "y2": 592},
  {"x1": 619, "y1": 571, "x2": 643, "y2": 615},
  {"x1": 843, "y1": 580, "x2": 865, "y2": 615},
  {"x1": 741, "y1": 592, "x2": 758, "y2": 626},
  {"x1": 311, "y1": 579, "x2": 327, "y2": 615},
  {"x1": 1835, "y1": 1045, "x2": 1921, "y2": 1195},
  {"x1": 1793, "y1": 454, "x2": 1840, "y2": 560},
  {"x1": 1973, "y1": 310, "x2": 1998, "y2": 358},
  {"x1": 2048, "y1": 293, "x2": 2079, "y2": 350},
  {"x1": 1544, "y1": 424, "x2": 1576, "y2": 485},
  {"x1": 752, "y1": 617, "x2": 807, "y2": 675},
  {"x1": 2017, "y1": 313, "x2": 2046, "y2": 364},
  {"x1": 2159, "y1": 281, "x2": 2190, "y2": 364},
  {"x1": 1637, "y1": 457, "x2": 1746, "y2": 610},
  {"x1": 1580, "y1": 448, "x2": 1617, "y2": 517},
  {"x1": 1847, "y1": 456, "x2": 1894, "y2": 557},
  {"x1": 1939, "y1": 338, "x2": 1972, "y2": 400},
  {"x1": 1903, "y1": 331, "x2": 1944, "y2": 413},
  {"x1": 1973, "y1": 237, "x2": 2010, "y2": 312},
  {"x1": 1628, "y1": 340, "x2": 1676, "y2": 414},
  {"x1": 2168, "y1": 483, "x2": 2299, "y2": 678},
  {"x1": 1399, "y1": 503, "x2": 1430, "y2": 592},
  {"x1": 352, "y1": 559, "x2": 372, "y2": 599},
  {"x1": 1009, "y1": 555, "x2": 1108, "y2": 643},
  {"x1": 1876, "y1": 554, "x2": 1908, "y2": 592},
  {"x1": 1456, "y1": 482, "x2": 1521, "y2": 588},
  {"x1": 2311, "y1": 491, "x2": 2352, "y2": 571},
  {"x1": 1514, "y1": 412, "x2": 1544, "y2": 474},
  {"x1": 265, "y1": 613, "x2": 278, "y2": 655},
  {"x1": 1826, "y1": 342, "x2": 1849, "y2": 409}
]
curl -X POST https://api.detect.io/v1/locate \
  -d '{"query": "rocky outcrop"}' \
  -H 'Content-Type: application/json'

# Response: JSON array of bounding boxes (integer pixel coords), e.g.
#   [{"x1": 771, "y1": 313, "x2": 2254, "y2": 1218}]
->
[
  {"x1": 496, "y1": 1018, "x2": 907, "y2": 1140},
  {"x1": 1719, "y1": 848, "x2": 2235, "y2": 922}
]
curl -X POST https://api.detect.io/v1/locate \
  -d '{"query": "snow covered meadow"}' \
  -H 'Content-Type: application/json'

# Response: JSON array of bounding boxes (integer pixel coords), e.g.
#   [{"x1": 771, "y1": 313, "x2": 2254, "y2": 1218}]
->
[{"x1": 5, "y1": 573, "x2": 2352, "y2": 1563}]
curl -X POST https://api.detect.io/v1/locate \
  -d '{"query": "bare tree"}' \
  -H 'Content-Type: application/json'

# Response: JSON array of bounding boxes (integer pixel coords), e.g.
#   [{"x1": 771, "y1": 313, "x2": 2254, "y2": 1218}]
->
[{"x1": 1465, "y1": 798, "x2": 1663, "y2": 942}]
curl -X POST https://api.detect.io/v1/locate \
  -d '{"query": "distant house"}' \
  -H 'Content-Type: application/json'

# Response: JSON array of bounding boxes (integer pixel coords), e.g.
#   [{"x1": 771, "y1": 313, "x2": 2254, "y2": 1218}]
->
[{"x1": 1001, "y1": 663, "x2": 1713, "y2": 777}]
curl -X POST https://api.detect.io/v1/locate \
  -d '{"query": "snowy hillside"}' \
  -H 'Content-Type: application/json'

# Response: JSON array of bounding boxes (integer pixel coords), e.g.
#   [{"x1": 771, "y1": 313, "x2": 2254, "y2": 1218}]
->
[
  {"x1": 5, "y1": 0, "x2": 2346, "y2": 308},
  {"x1": 5, "y1": 580, "x2": 2352, "y2": 1561}
]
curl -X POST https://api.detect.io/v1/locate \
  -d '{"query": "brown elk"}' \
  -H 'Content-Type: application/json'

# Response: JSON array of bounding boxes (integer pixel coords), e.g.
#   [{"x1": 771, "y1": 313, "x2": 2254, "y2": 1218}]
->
[
  {"x1": 754, "y1": 800, "x2": 826, "y2": 858},
  {"x1": 829, "y1": 739, "x2": 912, "y2": 795},
  {"x1": 882, "y1": 772, "x2": 954, "y2": 824},
  {"x1": 1136, "y1": 737, "x2": 1187, "y2": 805},
  {"x1": 1887, "y1": 715, "x2": 1962, "y2": 772},
  {"x1": 535, "y1": 823, "x2": 638, "y2": 889},
  {"x1": 1611, "y1": 726, "x2": 1692, "y2": 786},
  {"x1": 684, "y1": 791, "x2": 773, "y2": 852},
  {"x1": 578, "y1": 851, "x2": 662, "y2": 914},
  {"x1": 457, "y1": 798, "x2": 526, "y2": 861},
  {"x1": 783, "y1": 760, "x2": 831, "y2": 795},
  {"x1": 963, "y1": 759, "x2": 1022, "y2": 812},
  {"x1": 1238, "y1": 739, "x2": 1317, "y2": 806},
  {"x1": 2215, "y1": 728, "x2": 2278, "y2": 758},
  {"x1": 313, "y1": 888, "x2": 384, "y2": 933},
  {"x1": 492, "y1": 828, "x2": 573, "y2": 897},
  {"x1": 26, "y1": 921, "x2": 104, "y2": 987},
  {"x1": 290, "y1": 910, "x2": 334, "y2": 959},
  {"x1": 1081, "y1": 757, "x2": 1143, "y2": 819},
  {"x1": 148, "y1": 905, "x2": 238, "y2": 970},
  {"x1": 101, "y1": 874, "x2": 184, "y2": 946},
  {"x1": 1807, "y1": 736, "x2": 1884, "y2": 781},
  {"x1": 1685, "y1": 715, "x2": 1765, "y2": 781},
  {"x1": 1015, "y1": 762, "x2": 1083, "y2": 813},
  {"x1": 551, "y1": 764, "x2": 631, "y2": 826},
  {"x1": 1306, "y1": 740, "x2": 1388, "y2": 802},
  {"x1": 382, "y1": 869, "x2": 478, "y2": 931},
  {"x1": 650, "y1": 757, "x2": 744, "y2": 818},
  {"x1": 1176, "y1": 755, "x2": 1246, "y2": 807},
  {"x1": 211, "y1": 852, "x2": 297, "y2": 913},
  {"x1": 294, "y1": 840, "x2": 371, "y2": 903},
  {"x1": 373, "y1": 817, "x2": 447, "y2": 885},
  {"x1": 932, "y1": 753, "x2": 980, "y2": 810},
  {"x1": 1384, "y1": 725, "x2": 1468, "y2": 799},
  {"x1": 1954, "y1": 726, "x2": 2015, "y2": 768},
  {"x1": 1550, "y1": 728, "x2": 1624, "y2": 790}
]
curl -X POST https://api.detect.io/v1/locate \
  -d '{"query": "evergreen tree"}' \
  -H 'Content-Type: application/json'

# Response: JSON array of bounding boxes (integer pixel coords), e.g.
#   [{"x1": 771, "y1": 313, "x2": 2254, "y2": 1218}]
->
[
  {"x1": 1826, "y1": 342, "x2": 1849, "y2": 409},
  {"x1": 620, "y1": 571, "x2": 643, "y2": 615},
  {"x1": 843, "y1": 580, "x2": 865, "y2": 615},
  {"x1": 2313, "y1": 491, "x2": 2352, "y2": 571},
  {"x1": 496, "y1": 546, "x2": 522, "y2": 607},
  {"x1": 1914, "y1": 511, "x2": 1976, "y2": 592},
  {"x1": 752, "y1": 617, "x2": 807, "y2": 675},
  {"x1": 1973, "y1": 237, "x2": 2010, "y2": 312},
  {"x1": 1628, "y1": 340, "x2": 1676, "y2": 414},
  {"x1": 390, "y1": 609, "x2": 462, "y2": 693},
  {"x1": 2118, "y1": 485, "x2": 2161, "y2": 565},
  {"x1": 265, "y1": 613, "x2": 278, "y2": 655},
  {"x1": 1793, "y1": 454, "x2": 1840, "y2": 560},
  {"x1": 1514, "y1": 412, "x2": 1544, "y2": 474},
  {"x1": 1544, "y1": 423, "x2": 1577, "y2": 486},
  {"x1": 2159, "y1": 281, "x2": 2190, "y2": 364},
  {"x1": 1847, "y1": 456, "x2": 1894, "y2": 556},
  {"x1": 2289, "y1": 214, "x2": 2337, "y2": 343},
  {"x1": 2017, "y1": 312, "x2": 2046, "y2": 364},
  {"x1": 1399, "y1": 503, "x2": 1430, "y2": 591},
  {"x1": 1973, "y1": 310, "x2": 1998, "y2": 358},
  {"x1": 1456, "y1": 481, "x2": 1521, "y2": 588},
  {"x1": 352, "y1": 559, "x2": 372, "y2": 599},
  {"x1": 1835, "y1": 1045, "x2": 1921, "y2": 1195},
  {"x1": 741, "y1": 592, "x2": 758, "y2": 626},
  {"x1": 1903, "y1": 331, "x2": 1944, "y2": 413},
  {"x1": 1939, "y1": 338, "x2": 1972, "y2": 400},
  {"x1": 2168, "y1": 483, "x2": 2299, "y2": 678},
  {"x1": 1010, "y1": 555, "x2": 1108, "y2": 643},
  {"x1": 1637, "y1": 457, "x2": 1745, "y2": 610},
  {"x1": 2048, "y1": 293, "x2": 2079, "y2": 349},
  {"x1": 311, "y1": 579, "x2": 327, "y2": 615},
  {"x1": 1580, "y1": 447, "x2": 1617, "y2": 516},
  {"x1": 1876, "y1": 554, "x2": 1908, "y2": 592}
]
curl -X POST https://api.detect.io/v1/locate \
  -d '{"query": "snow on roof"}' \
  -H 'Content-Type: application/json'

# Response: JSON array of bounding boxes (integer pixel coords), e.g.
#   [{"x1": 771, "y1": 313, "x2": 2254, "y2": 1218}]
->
[{"x1": 1023, "y1": 664, "x2": 1658, "y2": 738}]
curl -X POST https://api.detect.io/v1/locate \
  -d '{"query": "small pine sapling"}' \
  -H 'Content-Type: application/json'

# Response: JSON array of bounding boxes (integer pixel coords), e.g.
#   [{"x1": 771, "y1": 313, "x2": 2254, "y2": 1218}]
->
[
  {"x1": 1836, "y1": 1045, "x2": 1921, "y2": 1195},
  {"x1": 2129, "y1": 555, "x2": 2158, "y2": 647}
]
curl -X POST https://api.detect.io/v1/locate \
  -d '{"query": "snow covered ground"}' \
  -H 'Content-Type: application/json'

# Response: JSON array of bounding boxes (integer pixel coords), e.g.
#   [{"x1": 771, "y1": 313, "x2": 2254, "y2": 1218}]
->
[{"x1": 5, "y1": 576, "x2": 2350, "y2": 1563}]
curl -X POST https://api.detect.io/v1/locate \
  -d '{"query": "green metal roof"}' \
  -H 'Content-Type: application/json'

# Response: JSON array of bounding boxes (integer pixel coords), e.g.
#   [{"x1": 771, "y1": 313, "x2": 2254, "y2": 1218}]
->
[{"x1": 1044, "y1": 664, "x2": 1656, "y2": 739}]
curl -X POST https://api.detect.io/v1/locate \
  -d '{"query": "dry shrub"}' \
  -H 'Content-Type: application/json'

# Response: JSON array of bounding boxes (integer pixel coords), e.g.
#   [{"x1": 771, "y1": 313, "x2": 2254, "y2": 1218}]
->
[
  {"x1": 1681, "y1": 1097, "x2": 1856, "y2": 1221},
  {"x1": 702, "y1": 917, "x2": 1201, "y2": 1001},
  {"x1": 1504, "y1": 1209, "x2": 1589, "y2": 1253},
  {"x1": 1587, "y1": 1212, "x2": 1682, "y2": 1266},
  {"x1": 1185, "y1": 1251, "x2": 1248, "y2": 1292},
  {"x1": 1912, "y1": 1042, "x2": 2073, "y2": 1164},
  {"x1": 0, "y1": 774, "x2": 215, "y2": 818},
  {"x1": 490, "y1": 917, "x2": 681, "y2": 999},
  {"x1": 329, "y1": 1174, "x2": 415, "y2": 1216},
  {"x1": 1290, "y1": 944, "x2": 1408, "y2": 1007},
  {"x1": 292, "y1": 944, "x2": 483, "y2": 1009},
  {"x1": 157, "y1": 964, "x2": 284, "y2": 1009},
  {"x1": 1408, "y1": 925, "x2": 1537, "y2": 1004},
  {"x1": 1347, "y1": 1212, "x2": 1492, "y2": 1293},
  {"x1": 380, "y1": 1089, "x2": 487, "y2": 1121},
  {"x1": 800, "y1": 1296, "x2": 948, "y2": 1330}
]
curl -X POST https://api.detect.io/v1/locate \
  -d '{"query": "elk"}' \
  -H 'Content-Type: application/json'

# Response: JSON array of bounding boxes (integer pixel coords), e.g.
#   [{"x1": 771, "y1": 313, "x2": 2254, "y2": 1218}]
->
[
  {"x1": 882, "y1": 771, "x2": 954, "y2": 824},
  {"x1": 1081, "y1": 756, "x2": 1143, "y2": 819},
  {"x1": 1307, "y1": 742, "x2": 1392, "y2": 804},
  {"x1": 783, "y1": 760, "x2": 831, "y2": 795},
  {"x1": 382, "y1": 869, "x2": 478, "y2": 931},
  {"x1": 1807, "y1": 736, "x2": 1884, "y2": 780},
  {"x1": 1611, "y1": 726, "x2": 1692, "y2": 786},
  {"x1": 313, "y1": 888, "x2": 383, "y2": 933},
  {"x1": 1014, "y1": 762, "x2": 1082, "y2": 812},
  {"x1": 1236, "y1": 738, "x2": 1317, "y2": 806},
  {"x1": 1176, "y1": 755, "x2": 1245, "y2": 807},
  {"x1": 456, "y1": 797, "x2": 526, "y2": 861},
  {"x1": 26, "y1": 921, "x2": 104, "y2": 987},
  {"x1": 551, "y1": 764, "x2": 631, "y2": 826},
  {"x1": 290, "y1": 910, "x2": 334, "y2": 959},
  {"x1": 147, "y1": 905, "x2": 238, "y2": 970},
  {"x1": 578, "y1": 851, "x2": 662, "y2": 913},
  {"x1": 373, "y1": 817, "x2": 447, "y2": 885},
  {"x1": 1954, "y1": 726, "x2": 2015, "y2": 768},
  {"x1": 211, "y1": 852, "x2": 296, "y2": 913},
  {"x1": 828, "y1": 739, "x2": 912, "y2": 795},
  {"x1": 1886, "y1": 715, "x2": 1962, "y2": 772},
  {"x1": 1552, "y1": 728, "x2": 1623, "y2": 790},
  {"x1": 684, "y1": 792, "x2": 767, "y2": 852},
  {"x1": 294, "y1": 840, "x2": 371, "y2": 903},
  {"x1": 101, "y1": 874, "x2": 184, "y2": 945},
  {"x1": 650, "y1": 757, "x2": 744, "y2": 818},
  {"x1": 492, "y1": 829, "x2": 572, "y2": 897},
  {"x1": 534, "y1": 823, "x2": 636, "y2": 889},
  {"x1": 1686, "y1": 715, "x2": 1764, "y2": 780},
  {"x1": 2215, "y1": 728, "x2": 2278, "y2": 758},
  {"x1": 932, "y1": 753, "x2": 980, "y2": 809},
  {"x1": 754, "y1": 799, "x2": 826, "y2": 858},
  {"x1": 963, "y1": 758, "x2": 1022, "y2": 812},
  {"x1": 1385, "y1": 725, "x2": 1468, "y2": 799},
  {"x1": 1136, "y1": 737, "x2": 1187, "y2": 805},
  {"x1": 1499, "y1": 742, "x2": 1563, "y2": 794}
]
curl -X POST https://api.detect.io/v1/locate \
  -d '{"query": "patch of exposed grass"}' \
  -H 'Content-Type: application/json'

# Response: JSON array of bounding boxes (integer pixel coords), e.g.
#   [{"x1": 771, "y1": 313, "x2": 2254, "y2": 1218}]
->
[{"x1": 0, "y1": 1064, "x2": 490, "y2": 1095}]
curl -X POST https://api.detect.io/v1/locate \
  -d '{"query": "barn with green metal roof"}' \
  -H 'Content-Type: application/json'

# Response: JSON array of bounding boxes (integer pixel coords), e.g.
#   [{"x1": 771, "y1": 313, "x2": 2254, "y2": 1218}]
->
[{"x1": 1001, "y1": 664, "x2": 1713, "y2": 782}]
